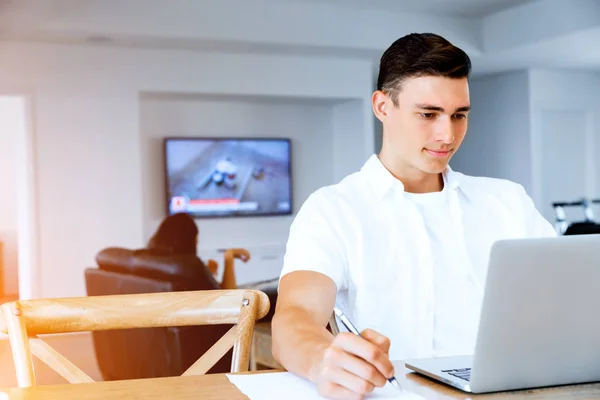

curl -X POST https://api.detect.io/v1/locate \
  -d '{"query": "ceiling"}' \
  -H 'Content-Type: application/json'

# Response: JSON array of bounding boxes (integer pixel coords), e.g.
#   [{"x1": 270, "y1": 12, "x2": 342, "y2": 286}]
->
[
  {"x1": 280, "y1": 0, "x2": 532, "y2": 17},
  {"x1": 0, "y1": 0, "x2": 598, "y2": 76},
  {"x1": 0, "y1": 0, "x2": 531, "y2": 19}
]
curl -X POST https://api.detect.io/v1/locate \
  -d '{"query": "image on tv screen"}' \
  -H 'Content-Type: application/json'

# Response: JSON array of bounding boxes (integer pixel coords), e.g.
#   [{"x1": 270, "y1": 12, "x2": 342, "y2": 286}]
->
[{"x1": 164, "y1": 137, "x2": 292, "y2": 218}]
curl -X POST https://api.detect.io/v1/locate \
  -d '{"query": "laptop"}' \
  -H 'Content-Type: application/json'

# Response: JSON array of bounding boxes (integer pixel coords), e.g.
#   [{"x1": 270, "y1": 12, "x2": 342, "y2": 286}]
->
[{"x1": 405, "y1": 234, "x2": 600, "y2": 393}]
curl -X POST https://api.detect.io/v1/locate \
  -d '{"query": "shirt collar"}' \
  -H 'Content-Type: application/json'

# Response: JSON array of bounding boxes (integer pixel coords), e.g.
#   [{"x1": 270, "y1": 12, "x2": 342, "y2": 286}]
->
[{"x1": 360, "y1": 154, "x2": 461, "y2": 200}]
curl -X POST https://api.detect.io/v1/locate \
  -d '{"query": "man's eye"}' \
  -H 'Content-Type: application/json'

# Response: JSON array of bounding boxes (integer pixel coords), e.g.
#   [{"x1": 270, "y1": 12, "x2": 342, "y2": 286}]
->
[
  {"x1": 420, "y1": 113, "x2": 435, "y2": 119},
  {"x1": 453, "y1": 114, "x2": 467, "y2": 120}
]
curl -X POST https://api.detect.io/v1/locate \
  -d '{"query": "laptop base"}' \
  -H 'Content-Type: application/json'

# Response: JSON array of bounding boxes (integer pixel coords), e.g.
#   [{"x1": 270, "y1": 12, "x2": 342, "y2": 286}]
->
[{"x1": 405, "y1": 356, "x2": 473, "y2": 393}]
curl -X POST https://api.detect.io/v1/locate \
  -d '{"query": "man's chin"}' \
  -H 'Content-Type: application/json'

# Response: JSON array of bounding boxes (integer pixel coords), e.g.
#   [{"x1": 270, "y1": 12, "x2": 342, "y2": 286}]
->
[{"x1": 419, "y1": 159, "x2": 449, "y2": 175}]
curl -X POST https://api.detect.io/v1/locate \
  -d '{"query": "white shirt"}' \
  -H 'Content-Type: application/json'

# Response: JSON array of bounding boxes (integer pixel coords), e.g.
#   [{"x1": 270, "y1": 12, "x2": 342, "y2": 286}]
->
[
  {"x1": 405, "y1": 175, "x2": 480, "y2": 357},
  {"x1": 280, "y1": 154, "x2": 556, "y2": 361}
]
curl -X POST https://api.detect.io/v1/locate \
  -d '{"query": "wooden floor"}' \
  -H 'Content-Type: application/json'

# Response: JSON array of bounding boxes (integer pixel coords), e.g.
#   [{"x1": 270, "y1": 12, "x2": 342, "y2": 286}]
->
[{"x1": 0, "y1": 295, "x2": 103, "y2": 388}]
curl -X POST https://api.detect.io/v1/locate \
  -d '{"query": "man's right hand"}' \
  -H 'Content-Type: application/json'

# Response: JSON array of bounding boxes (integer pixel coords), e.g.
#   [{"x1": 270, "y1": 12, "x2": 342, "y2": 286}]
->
[
  {"x1": 311, "y1": 329, "x2": 395, "y2": 399},
  {"x1": 272, "y1": 271, "x2": 396, "y2": 400}
]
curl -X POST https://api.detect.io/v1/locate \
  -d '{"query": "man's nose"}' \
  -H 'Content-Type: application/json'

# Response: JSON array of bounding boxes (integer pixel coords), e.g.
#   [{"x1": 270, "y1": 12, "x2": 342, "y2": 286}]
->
[{"x1": 433, "y1": 117, "x2": 454, "y2": 143}]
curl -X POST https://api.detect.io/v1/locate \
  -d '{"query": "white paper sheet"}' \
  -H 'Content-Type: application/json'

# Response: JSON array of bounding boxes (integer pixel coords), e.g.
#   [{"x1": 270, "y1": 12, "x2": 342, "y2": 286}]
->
[{"x1": 227, "y1": 372, "x2": 425, "y2": 399}]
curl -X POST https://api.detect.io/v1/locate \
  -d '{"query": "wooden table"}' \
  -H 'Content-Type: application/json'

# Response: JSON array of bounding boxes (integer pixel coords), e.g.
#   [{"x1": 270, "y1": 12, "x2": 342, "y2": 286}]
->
[{"x1": 2, "y1": 361, "x2": 600, "y2": 399}]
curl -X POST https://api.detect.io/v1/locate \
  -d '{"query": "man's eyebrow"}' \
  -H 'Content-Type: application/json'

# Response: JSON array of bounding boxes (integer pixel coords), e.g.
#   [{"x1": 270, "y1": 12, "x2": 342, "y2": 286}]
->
[{"x1": 415, "y1": 104, "x2": 471, "y2": 113}]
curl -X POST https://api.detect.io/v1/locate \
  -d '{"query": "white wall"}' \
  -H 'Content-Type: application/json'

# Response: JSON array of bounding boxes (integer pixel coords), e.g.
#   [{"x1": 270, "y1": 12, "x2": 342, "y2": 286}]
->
[
  {"x1": 451, "y1": 68, "x2": 600, "y2": 225},
  {"x1": 333, "y1": 100, "x2": 373, "y2": 182},
  {"x1": 0, "y1": 97, "x2": 21, "y2": 295},
  {"x1": 27, "y1": 90, "x2": 144, "y2": 300},
  {"x1": 451, "y1": 71, "x2": 533, "y2": 192},
  {"x1": 529, "y1": 69, "x2": 600, "y2": 222},
  {"x1": 0, "y1": 41, "x2": 375, "y2": 298},
  {"x1": 140, "y1": 94, "x2": 340, "y2": 250}
]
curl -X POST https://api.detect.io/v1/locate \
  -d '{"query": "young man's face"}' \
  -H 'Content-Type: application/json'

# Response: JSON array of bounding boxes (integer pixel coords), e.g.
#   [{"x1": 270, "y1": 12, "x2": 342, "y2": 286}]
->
[{"x1": 377, "y1": 75, "x2": 470, "y2": 175}]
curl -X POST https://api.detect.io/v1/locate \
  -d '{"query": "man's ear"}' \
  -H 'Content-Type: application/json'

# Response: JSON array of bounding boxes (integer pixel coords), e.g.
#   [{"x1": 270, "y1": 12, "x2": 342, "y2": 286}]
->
[{"x1": 372, "y1": 90, "x2": 390, "y2": 122}]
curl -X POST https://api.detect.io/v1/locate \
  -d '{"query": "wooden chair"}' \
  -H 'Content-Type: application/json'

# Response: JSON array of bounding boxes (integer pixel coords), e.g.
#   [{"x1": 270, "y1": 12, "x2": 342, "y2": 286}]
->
[
  {"x1": 328, "y1": 313, "x2": 340, "y2": 335},
  {"x1": 0, "y1": 289, "x2": 270, "y2": 388}
]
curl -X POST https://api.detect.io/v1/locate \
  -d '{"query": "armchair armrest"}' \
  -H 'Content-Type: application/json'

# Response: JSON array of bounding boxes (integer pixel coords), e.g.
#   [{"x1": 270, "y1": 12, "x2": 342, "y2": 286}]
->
[
  {"x1": 221, "y1": 248, "x2": 250, "y2": 289},
  {"x1": 205, "y1": 248, "x2": 251, "y2": 289}
]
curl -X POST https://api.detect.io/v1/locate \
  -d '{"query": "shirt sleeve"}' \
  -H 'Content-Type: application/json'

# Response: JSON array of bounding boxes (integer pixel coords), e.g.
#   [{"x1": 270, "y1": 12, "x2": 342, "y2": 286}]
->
[
  {"x1": 279, "y1": 190, "x2": 348, "y2": 291},
  {"x1": 517, "y1": 184, "x2": 557, "y2": 238}
]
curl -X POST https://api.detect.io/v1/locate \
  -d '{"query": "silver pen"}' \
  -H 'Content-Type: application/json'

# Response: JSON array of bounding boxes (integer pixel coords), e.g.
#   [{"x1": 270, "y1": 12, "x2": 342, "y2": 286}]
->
[{"x1": 333, "y1": 307, "x2": 403, "y2": 391}]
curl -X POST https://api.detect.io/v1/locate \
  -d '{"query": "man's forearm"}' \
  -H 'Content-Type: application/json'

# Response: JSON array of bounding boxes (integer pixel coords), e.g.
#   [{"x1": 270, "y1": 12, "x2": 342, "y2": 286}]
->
[{"x1": 271, "y1": 307, "x2": 334, "y2": 381}]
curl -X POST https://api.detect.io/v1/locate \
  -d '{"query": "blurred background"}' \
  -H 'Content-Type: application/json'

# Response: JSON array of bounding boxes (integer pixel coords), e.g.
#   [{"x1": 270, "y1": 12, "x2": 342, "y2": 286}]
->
[{"x1": 0, "y1": 0, "x2": 598, "y2": 303}]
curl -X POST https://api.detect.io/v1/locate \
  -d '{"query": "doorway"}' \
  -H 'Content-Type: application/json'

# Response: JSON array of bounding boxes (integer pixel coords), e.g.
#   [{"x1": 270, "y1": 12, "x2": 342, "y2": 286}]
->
[{"x1": 0, "y1": 95, "x2": 38, "y2": 301}]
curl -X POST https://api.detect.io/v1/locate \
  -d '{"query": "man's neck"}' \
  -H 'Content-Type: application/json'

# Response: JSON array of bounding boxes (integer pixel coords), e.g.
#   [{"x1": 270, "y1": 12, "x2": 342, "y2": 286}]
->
[{"x1": 377, "y1": 152, "x2": 443, "y2": 194}]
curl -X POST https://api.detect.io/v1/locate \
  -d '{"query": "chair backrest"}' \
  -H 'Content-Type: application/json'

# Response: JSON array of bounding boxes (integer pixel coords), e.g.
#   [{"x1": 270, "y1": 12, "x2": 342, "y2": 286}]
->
[
  {"x1": 0, "y1": 289, "x2": 270, "y2": 387},
  {"x1": 85, "y1": 267, "x2": 235, "y2": 379}
]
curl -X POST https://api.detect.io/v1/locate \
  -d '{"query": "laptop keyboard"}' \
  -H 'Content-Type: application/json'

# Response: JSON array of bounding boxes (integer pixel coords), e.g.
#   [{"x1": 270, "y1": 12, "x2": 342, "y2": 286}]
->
[{"x1": 442, "y1": 368, "x2": 471, "y2": 381}]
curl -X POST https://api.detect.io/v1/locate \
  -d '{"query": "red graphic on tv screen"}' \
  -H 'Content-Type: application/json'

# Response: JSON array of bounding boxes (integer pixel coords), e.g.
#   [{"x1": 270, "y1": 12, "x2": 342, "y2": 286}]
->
[{"x1": 171, "y1": 196, "x2": 187, "y2": 212}]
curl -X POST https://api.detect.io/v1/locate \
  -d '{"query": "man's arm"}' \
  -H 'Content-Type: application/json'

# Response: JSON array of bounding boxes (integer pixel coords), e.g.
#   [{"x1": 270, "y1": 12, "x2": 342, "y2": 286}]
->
[
  {"x1": 272, "y1": 271, "x2": 395, "y2": 399},
  {"x1": 271, "y1": 271, "x2": 337, "y2": 379},
  {"x1": 516, "y1": 184, "x2": 557, "y2": 237}
]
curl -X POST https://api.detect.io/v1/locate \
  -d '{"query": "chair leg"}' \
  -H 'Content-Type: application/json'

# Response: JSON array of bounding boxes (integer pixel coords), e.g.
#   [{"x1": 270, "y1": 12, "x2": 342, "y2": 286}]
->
[
  {"x1": 249, "y1": 336, "x2": 258, "y2": 371},
  {"x1": 2, "y1": 302, "x2": 36, "y2": 387}
]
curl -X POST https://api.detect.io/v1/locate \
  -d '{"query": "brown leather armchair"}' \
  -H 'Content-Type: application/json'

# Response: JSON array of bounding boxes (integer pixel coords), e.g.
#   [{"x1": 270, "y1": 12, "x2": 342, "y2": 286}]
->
[{"x1": 84, "y1": 247, "x2": 235, "y2": 381}]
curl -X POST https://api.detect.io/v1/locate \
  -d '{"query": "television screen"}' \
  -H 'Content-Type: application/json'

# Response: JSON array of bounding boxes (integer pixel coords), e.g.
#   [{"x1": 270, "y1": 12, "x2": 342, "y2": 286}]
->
[{"x1": 164, "y1": 137, "x2": 292, "y2": 218}]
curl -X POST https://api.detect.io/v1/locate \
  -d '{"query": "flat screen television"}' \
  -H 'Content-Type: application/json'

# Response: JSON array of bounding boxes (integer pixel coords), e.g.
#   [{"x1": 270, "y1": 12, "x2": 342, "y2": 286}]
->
[{"x1": 164, "y1": 137, "x2": 292, "y2": 218}]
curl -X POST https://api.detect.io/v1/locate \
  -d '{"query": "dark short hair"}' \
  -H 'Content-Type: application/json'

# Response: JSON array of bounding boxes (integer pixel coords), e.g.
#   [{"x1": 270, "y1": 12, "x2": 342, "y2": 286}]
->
[{"x1": 377, "y1": 33, "x2": 471, "y2": 106}]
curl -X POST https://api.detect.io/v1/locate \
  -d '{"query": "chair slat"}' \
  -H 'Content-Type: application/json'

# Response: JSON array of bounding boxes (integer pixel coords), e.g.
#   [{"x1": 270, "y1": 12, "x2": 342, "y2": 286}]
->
[
  {"x1": 182, "y1": 325, "x2": 238, "y2": 376},
  {"x1": 14, "y1": 290, "x2": 269, "y2": 335},
  {"x1": 29, "y1": 337, "x2": 94, "y2": 384}
]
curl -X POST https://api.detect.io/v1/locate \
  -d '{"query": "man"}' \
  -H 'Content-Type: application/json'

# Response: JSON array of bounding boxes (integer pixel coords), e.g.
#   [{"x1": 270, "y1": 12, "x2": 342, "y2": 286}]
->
[
  {"x1": 213, "y1": 156, "x2": 237, "y2": 189},
  {"x1": 271, "y1": 33, "x2": 556, "y2": 399}
]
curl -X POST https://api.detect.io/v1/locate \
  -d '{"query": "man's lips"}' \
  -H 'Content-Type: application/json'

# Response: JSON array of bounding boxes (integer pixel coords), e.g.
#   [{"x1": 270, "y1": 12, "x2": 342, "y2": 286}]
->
[{"x1": 425, "y1": 149, "x2": 452, "y2": 157}]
